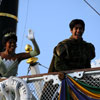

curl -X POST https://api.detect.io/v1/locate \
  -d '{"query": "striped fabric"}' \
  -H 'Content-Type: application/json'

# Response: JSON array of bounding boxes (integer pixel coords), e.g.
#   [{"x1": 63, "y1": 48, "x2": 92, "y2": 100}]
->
[{"x1": 59, "y1": 76, "x2": 100, "y2": 100}]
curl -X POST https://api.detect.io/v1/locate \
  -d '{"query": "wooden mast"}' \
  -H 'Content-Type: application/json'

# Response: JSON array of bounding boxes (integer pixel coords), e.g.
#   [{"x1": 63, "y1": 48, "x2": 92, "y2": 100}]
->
[{"x1": 0, "y1": 0, "x2": 19, "y2": 51}]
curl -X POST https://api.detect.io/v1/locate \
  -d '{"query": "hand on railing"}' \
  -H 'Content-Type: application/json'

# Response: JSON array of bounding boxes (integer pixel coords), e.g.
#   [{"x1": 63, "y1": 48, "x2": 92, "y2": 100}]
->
[{"x1": 58, "y1": 73, "x2": 65, "y2": 81}]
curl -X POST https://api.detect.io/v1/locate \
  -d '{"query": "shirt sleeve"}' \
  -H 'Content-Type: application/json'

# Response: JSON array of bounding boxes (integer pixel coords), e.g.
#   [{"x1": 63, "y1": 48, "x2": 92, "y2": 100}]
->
[
  {"x1": 87, "y1": 43, "x2": 95, "y2": 60},
  {"x1": 56, "y1": 43, "x2": 66, "y2": 57}
]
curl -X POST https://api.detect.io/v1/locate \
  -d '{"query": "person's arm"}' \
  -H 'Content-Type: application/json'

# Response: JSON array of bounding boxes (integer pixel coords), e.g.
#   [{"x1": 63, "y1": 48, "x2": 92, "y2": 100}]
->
[
  {"x1": 27, "y1": 29, "x2": 40, "y2": 56},
  {"x1": 88, "y1": 43, "x2": 95, "y2": 60},
  {"x1": 29, "y1": 38, "x2": 40, "y2": 57},
  {"x1": 18, "y1": 29, "x2": 40, "y2": 61},
  {"x1": 56, "y1": 43, "x2": 66, "y2": 56},
  {"x1": 54, "y1": 43, "x2": 68, "y2": 71}
]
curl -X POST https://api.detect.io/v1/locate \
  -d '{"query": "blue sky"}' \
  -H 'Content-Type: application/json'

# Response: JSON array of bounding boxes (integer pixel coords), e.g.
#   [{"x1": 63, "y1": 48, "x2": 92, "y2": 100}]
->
[{"x1": 16, "y1": 0, "x2": 100, "y2": 76}]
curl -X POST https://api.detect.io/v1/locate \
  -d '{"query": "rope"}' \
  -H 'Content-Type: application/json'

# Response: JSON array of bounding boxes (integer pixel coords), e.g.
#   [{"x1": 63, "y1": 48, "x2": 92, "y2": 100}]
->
[
  {"x1": 26, "y1": 62, "x2": 48, "y2": 75},
  {"x1": 38, "y1": 62, "x2": 49, "y2": 69},
  {"x1": 20, "y1": 0, "x2": 29, "y2": 51},
  {"x1": 83, "y1": 0, "x2": 100, "y2": 16}
]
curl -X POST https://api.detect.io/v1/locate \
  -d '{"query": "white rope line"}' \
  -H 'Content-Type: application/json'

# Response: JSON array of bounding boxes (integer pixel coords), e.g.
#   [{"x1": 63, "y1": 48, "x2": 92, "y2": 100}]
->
[{"x1": 20, "y1": 0, "x2": 29, "y2": 51}]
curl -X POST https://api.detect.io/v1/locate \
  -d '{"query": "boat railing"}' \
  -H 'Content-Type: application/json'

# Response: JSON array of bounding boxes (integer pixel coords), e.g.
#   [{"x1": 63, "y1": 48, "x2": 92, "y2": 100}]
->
[{"x1": 0, "y1": 67, "x2": 100, "y2": 100}]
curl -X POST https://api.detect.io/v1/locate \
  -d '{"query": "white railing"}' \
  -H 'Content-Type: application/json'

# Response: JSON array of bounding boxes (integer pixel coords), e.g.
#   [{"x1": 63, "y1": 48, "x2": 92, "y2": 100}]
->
[
  {"x1": 0, "y1": 76, "x2": 34, "y2": 100},
  {"x1": 1, "y1": 67, "x2": 100, "y2": 100}
]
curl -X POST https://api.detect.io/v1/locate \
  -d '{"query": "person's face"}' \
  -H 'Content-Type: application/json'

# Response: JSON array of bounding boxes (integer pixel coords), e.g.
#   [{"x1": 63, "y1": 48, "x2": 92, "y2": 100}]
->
[
  {"x1": 5, "y1": 39, "x2": 17, "y2": 53},
  {"x1": 70, "y1": 24, "x2": 84, "y2": 40}
]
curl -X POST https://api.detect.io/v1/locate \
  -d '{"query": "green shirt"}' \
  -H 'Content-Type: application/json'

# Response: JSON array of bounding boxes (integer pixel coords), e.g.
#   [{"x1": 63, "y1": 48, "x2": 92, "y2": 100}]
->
[{"x1": 49, "y1": 36, "x2": 95, "y2": 72}]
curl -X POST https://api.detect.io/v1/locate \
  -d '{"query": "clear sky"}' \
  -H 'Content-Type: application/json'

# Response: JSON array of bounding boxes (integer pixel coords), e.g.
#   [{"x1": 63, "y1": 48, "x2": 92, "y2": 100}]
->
[{"x1": 16, "y1": 0, "x2": 100, "y2": 76}]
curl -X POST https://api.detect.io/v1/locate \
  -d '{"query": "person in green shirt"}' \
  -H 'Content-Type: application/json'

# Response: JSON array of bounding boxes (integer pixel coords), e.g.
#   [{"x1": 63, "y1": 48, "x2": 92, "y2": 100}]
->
[
  {"x1": 40, "y1": 19, "x2": 96, "y2": 100},
  {"x1": 0, "y1": 29, "x2": 40, "y2": 78},
  {"x1": 49, "y1": 19, "x2": 95, "y2": 72}
]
